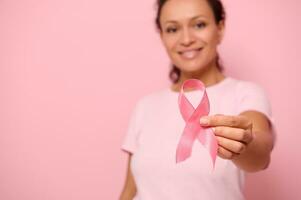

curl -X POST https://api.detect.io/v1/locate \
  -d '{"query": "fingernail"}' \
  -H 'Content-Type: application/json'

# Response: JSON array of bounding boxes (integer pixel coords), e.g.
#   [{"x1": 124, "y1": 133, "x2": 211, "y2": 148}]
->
[{"x1": 200, "y1": 117, "x2": 209, "y2": 125}]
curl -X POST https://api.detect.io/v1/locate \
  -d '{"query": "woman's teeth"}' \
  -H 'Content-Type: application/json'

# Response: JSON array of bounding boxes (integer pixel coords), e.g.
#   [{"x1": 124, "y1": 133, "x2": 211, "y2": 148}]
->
[{"x1": 180, "y1": 49, "x2": 201, "y2": 59}]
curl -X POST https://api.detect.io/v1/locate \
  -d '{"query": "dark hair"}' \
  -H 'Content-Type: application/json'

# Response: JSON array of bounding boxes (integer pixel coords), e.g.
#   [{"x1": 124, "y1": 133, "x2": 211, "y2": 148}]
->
[{"x1": 155, "y1": 0, "x2": 226, "y2": 83}]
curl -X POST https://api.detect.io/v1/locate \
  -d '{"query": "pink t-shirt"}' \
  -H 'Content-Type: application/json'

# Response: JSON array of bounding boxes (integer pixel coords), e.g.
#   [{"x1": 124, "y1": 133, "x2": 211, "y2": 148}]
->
[{"x1": 121, "y1": 77, "x2": 273, "y2": 200}]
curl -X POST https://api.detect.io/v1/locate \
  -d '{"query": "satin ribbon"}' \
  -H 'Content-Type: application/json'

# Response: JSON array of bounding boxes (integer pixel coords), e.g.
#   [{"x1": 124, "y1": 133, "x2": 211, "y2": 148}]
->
[{"x1": 176, "y1": 79, "x2": 218, "y2": 168}]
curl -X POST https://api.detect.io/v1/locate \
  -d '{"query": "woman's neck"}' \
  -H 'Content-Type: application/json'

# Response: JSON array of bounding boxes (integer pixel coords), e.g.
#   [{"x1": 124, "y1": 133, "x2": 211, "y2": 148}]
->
[{"x1": 171, "y1": 64, "x2": 225, "y2": 92}]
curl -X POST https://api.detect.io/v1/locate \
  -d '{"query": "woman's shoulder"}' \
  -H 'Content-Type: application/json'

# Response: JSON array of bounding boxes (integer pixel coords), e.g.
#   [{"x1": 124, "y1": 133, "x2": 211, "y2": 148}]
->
[
  {"x1": 145, "y1": 87, "x2": 174, "y2": 101},
  {"x1": 133, "y1": 88, "x2": 173, "y2": 109},
  {"x1": 224, "y1": 77, "x2": 267, "y2": 92}
]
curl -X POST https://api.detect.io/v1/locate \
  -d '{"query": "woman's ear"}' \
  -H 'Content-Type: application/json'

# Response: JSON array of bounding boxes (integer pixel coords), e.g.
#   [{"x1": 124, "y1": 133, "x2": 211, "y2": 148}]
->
[{"x1": 217, "y1": 20, "x2": 225, "y2": 44}]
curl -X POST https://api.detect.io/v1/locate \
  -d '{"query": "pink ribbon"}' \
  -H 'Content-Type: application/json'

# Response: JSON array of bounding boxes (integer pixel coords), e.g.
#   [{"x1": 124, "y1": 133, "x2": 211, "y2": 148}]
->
[{"x1": 176, "y1": 79, "x2": 218, "y2": 167}]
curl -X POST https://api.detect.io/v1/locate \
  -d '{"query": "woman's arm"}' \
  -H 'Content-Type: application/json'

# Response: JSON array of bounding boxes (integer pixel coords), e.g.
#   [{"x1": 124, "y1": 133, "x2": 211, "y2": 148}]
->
[{"x1": 119, "y1": 154, "x2": 137, "y2": 200}]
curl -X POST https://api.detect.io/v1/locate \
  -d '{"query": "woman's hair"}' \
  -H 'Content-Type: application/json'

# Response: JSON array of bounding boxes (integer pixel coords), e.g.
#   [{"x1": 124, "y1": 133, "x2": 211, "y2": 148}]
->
[{"x1": 155, "y1": 0, "x2": 226, "y2": 83}]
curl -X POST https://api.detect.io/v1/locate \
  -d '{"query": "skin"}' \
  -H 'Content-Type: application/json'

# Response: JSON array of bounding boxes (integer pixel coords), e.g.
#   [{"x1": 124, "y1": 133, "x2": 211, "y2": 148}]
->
[
  {"x1": 120, "y1": 155, "x2": 136, "y2": 200},
  {"x1": 120, "y1": 0, "x2": 274, "y2": 199},
  {"x1": 160, "y1": 0, "x2": 226, "y2": 90}
]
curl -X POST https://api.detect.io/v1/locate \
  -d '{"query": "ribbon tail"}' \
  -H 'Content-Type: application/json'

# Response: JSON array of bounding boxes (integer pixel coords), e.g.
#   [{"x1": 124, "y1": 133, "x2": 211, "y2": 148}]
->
[
  {"x1": 176, "y1": 123, "x2": 198, "y2": 163},
  {"x1": 197, "y1": 128, "x2": 218, "y2": 168}
]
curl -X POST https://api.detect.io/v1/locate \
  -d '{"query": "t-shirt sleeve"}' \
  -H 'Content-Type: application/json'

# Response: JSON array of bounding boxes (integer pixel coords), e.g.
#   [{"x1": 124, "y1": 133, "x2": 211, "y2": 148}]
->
[
  {"x1": 120, "y1": 100, "x2": 143, "y2": 154},
  {"x1": 236, "y1": 81, "x2": 274, "y2": 125}
]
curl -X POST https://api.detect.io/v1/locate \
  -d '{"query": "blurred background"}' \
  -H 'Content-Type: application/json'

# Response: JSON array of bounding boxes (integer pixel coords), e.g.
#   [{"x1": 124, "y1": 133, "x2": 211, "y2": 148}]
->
[{"x1": 0, "y1": 0, "x2": 300, "y2": 199}]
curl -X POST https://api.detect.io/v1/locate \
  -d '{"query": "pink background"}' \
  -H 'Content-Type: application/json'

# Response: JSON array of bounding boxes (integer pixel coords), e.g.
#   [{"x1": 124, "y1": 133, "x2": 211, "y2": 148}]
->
[{"x1": 0, "y1": 0, "x2": 299, "y2": 199}]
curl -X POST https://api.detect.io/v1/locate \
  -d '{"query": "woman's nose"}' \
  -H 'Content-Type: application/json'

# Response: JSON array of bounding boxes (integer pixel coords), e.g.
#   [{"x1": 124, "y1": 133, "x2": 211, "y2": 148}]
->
[{"x1": 180, "y1": 28, "x2": 196, "y2": 46}]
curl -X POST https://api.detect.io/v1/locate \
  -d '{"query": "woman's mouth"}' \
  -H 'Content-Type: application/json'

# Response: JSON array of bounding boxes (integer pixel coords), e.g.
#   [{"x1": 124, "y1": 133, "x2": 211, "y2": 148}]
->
[{"x1": 178, "y1": 48, "x2": 203, "y2": 60}]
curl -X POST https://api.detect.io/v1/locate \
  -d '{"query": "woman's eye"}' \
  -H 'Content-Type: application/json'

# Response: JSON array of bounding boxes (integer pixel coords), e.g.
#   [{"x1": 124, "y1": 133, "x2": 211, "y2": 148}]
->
[
  {"x1": 166, "y1": 27, "x2": 177, "y2": 33},
  {"x1": 195, "y1": 22, "x2": 206, "y2": 29}
]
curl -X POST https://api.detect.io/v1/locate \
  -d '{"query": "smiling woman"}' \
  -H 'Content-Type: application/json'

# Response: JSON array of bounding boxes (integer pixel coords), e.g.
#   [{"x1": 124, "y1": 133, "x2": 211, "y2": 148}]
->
[
  {"x1": 156, "y1": 0, "x2": 225, "y2": 84},
  {"x1": 120, "y1": 0, "x2": 275, "y2": 200}
]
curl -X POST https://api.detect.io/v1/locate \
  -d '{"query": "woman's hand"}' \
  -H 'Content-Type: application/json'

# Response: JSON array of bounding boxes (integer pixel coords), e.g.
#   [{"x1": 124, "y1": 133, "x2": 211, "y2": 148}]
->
[{"x1": 200, "y1": 114, "x2": 254, "y2": 160}]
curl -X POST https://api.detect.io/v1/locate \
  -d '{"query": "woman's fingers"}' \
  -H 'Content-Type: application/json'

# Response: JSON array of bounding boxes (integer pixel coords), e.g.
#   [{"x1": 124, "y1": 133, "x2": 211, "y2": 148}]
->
[
  {"x1": 213, "y1": 126, "x2": 253, "y2": 144},
  {"x1": 216, "y1": 136, "x2": 247, "y2": 154},
  {"x1": 199, "y1": 114, "x2": 254, "y2": 160},
  {"x1": 200, "y1": 115, "x2": 253, "y2": 130},
  {"x1": 217, "y1": 146, "x2": 240, "y2": 160}
]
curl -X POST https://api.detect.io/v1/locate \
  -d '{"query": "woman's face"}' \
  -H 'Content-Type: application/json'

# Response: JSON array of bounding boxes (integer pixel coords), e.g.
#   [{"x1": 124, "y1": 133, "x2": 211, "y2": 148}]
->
[{"x1": 159, "y1": 0, "x2": 224, "y2": 73}]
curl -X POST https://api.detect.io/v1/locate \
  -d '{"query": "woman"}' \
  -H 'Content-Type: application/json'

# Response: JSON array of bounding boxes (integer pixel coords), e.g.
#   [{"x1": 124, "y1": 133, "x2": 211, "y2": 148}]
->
[{"x1": 120, "y1": 0, "x2": 274, "y2": 199}]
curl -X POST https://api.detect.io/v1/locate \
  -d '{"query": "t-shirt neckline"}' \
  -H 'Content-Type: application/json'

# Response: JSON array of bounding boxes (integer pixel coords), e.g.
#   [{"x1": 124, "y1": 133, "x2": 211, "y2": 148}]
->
[{"x1": 168, "y1": 76, "x2": 231, "y2": 94}]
